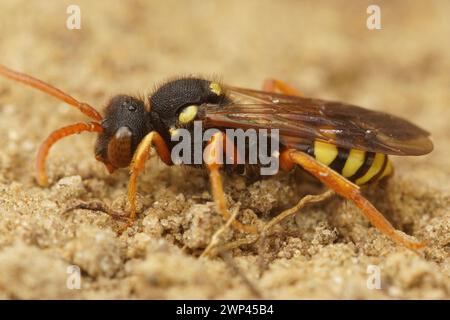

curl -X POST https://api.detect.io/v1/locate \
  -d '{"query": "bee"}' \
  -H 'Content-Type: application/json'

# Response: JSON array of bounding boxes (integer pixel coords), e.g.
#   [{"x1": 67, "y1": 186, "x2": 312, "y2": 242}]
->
[{"x1": 0, "y1": 65, "x2": 433, "y2": 249}]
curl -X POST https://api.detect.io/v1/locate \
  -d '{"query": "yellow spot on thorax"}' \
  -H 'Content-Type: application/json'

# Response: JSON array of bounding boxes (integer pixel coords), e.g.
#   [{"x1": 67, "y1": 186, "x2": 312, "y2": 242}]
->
[
  {"x1": 314, "y1": 141, "x2": 338, "y2": 166},
  {"x1": 179, "y1": 105, "x2": 198, "y2": 124},
  {"x1": 169, "y1": 127, "x2": 180, "y2": 137},
  {"x1": 209, "y1": 82, "x2": 222, "y2": 96}
]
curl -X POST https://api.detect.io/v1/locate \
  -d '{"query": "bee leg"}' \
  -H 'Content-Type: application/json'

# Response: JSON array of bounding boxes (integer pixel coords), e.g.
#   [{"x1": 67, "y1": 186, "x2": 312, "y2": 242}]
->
[
  {"x1": 200, "y1": 205, "x2": 241, "y2": 258},
  {"x1": 263, "y1": 190, "x2": 335, "y2": 234},
  {"x1": 120, "y1": 131, "x2": 172, "y2": 233},
  {"x1": 205, "y1": 132, "x2": 258, "y2": 234},
  {"x1": 63, "y1": 200, "x2": 129, "y2": 221},
  {"x1": 36, "y1": 122, "x2": 103, "y2": 186},
  {"x1": 203, "y1": 190, "x2": 335, "y2": 255},
  {"x1": 282, "y1": 149, "x2": 425, "y2": 250},
  {"x1": 262, "y1": 79, "x2": 304, "y2": 96}
]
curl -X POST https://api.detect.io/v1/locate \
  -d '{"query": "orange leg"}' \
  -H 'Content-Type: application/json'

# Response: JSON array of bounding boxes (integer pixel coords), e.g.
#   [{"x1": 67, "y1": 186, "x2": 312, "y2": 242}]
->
[
  {"x1": 262, "y1": 78, "x2": 303, "y2": 96},
  {"x1": 63, "y1": 200, "x2": 129, "y2": 221},
  {"x1": 281, "y1": 149, "x2": 424, "y2": 250},
  {"x1": 36, "y1": 122, "x2": 103, "y2": 186},
  {"x1": 73, "y1": 131, "x2": 172, "y2": 233},
  {"x1": 205, "y1": 132, "x2": 257, "y2": 234},
  {"x1": 126, "y1": 131, "x2": 172, "y2": 227}
]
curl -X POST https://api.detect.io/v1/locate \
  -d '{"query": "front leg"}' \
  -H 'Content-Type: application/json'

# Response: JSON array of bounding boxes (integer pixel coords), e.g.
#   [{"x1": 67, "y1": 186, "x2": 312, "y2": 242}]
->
[
  {"x1": 124, "y1": 131, "x2": 172, "y2": 230},
  {"x1": 66, "y1": 131, "x2": 171, "y2": 232}
]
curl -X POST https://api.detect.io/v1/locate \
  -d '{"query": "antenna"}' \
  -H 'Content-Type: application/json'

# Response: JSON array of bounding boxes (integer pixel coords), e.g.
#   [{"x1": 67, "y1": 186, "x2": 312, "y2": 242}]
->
[{"x1": 0, "y1": 64, "x2": 102, "y2": 121}]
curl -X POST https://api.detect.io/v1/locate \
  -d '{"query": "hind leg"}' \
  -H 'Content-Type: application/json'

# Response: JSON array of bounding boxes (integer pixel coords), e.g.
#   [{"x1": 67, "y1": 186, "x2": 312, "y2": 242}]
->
[{"x1": 281, "y1": 149, "x2": 424, "y2": 250}]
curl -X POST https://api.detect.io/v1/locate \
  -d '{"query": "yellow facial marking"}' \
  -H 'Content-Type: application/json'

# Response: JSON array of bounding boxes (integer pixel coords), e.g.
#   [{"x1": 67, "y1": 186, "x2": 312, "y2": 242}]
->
[
  {"x1": 179, "y1": 105, "x2": 198, "y2": 124},
  {"x1": 314, "y1": 140, "x2": 338, "y2": 166},
  {"x1": 342, "y1": 149, "x2": 366, "y2": 178},
  {"x1": 209, "y1": 82, "x2": 222, "y2": 96},
  {"x1": 355, "y1": 153, "x2": 385, "y2": 185}
]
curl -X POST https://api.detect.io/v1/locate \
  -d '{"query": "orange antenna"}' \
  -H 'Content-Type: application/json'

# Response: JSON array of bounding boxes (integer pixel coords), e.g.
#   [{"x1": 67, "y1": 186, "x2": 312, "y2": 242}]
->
[
  {"x1": 0, "y1": 64, "x2": 103, "y2": 121},
  {"x1": 36, "y1": 122, "x2": 104, "y2": 186}
]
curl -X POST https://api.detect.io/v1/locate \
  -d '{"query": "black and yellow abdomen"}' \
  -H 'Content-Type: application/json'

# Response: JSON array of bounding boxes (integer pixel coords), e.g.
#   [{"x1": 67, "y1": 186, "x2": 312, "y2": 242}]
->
[{"x1": 306, "y1": 140, "x2": 393, "y2": 185}]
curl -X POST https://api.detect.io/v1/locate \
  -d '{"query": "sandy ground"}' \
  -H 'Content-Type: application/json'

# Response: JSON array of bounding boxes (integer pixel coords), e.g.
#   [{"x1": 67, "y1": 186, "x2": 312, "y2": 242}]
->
[{"x1": 0, "y1": 0, "x2": 448, "y2": 299}]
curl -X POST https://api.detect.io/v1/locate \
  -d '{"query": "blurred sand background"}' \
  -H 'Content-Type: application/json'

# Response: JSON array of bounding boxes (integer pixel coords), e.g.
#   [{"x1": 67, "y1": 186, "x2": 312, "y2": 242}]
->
[{"x1": 0, "y1": 0, "x2": 448, "y2": 299}]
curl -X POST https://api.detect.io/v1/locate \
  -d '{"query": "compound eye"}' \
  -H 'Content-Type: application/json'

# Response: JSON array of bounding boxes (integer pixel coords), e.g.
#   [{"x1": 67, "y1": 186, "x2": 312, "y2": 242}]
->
[{"x1": 179, "y1": 105, "x2": 198, "y2": 124}]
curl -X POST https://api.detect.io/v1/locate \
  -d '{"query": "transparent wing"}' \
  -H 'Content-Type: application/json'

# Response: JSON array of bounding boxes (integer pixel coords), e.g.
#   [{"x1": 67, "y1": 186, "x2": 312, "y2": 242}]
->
[{"x1": 201, "y1": 86, "x2": 433, "y2": 156}]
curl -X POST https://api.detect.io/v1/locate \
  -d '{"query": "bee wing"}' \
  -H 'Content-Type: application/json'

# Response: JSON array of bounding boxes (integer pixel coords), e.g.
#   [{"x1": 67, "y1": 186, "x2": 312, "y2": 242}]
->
[{"x1": 200, "y1": 86, "x2": 433, "y2": 156}]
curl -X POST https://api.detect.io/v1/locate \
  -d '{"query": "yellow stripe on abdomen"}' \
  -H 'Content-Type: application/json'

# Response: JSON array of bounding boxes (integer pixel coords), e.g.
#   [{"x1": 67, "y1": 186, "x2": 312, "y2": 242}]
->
[
  {"x1": 355, "y1": 153, "x2": 386, "y2": 185},
  {"x1": 314, "y1": 140, "x2": 338, "y2": 166},
  {"x1": 379, "y1": 158, "x2": 393, "y2": 180},
  {"x1": 341, "y1": 149, "x2": 366, "y2": 178},
  {"x1": 308, "y1": 140, "x2": 393, "y2": 186}
]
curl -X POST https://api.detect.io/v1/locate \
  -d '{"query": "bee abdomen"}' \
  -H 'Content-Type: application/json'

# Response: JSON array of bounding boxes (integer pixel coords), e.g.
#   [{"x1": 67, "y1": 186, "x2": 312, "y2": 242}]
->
[{"x1": 307, "y1": 140, "x2": 393, "y2": 185}]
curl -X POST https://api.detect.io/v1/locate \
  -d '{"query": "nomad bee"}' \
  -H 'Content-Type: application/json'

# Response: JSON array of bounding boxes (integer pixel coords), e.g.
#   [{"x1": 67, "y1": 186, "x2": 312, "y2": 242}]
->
[{"x1": 0, "y1": 65, "x2": 433, "y2": 249}]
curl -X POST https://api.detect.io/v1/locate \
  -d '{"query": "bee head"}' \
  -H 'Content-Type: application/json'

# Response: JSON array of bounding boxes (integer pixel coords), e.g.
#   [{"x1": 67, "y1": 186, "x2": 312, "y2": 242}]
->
[{"x1": 94, "y1": 95, "x2": 151, "y2": 172}]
